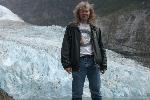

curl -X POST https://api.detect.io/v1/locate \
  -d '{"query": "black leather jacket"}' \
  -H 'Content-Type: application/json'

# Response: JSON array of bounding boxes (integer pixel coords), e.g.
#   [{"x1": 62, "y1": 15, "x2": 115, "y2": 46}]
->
[{"x1": 61, "y1": 22, "x2": 107, "y2": 71}]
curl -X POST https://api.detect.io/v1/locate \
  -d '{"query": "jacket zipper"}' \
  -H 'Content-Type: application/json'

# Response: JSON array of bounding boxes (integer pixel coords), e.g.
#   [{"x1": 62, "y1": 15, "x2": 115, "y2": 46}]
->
[
  {"x1": 91, "y1": 26, "x2": 97, "y2": 65},
  {"x1": 77, "y1": 26, "x2": 81, "y2": 62}
]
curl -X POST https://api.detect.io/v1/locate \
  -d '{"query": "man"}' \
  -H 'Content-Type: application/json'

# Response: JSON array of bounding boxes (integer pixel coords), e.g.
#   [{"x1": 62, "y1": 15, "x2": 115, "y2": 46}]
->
[{"x1": 61, "y1": 1, "x2": 107, "y2": 100}]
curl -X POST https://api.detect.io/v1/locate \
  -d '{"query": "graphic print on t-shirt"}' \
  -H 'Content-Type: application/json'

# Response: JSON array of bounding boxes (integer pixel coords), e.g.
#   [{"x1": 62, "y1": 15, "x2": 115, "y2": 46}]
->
[{"x1": 80, "y1": 29, "x2": 91, "y2": 46}]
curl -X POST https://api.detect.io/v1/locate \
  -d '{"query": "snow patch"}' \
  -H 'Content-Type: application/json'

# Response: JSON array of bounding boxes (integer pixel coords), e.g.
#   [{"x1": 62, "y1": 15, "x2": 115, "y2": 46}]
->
[{"x1": 0, "y1": 5, "x2": 23, "y2": 22}]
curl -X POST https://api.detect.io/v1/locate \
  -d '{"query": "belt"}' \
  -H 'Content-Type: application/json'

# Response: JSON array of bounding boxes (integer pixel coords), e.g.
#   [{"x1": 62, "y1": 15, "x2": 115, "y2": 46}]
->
[{"x1": 80, "y1": 55, "x2": 94, "y2": 58}]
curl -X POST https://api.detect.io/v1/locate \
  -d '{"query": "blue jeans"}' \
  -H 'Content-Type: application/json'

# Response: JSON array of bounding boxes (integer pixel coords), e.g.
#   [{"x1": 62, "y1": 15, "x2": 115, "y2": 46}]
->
[{"x1": 72, "y1": 55, "x2": 102, "y2": 100}]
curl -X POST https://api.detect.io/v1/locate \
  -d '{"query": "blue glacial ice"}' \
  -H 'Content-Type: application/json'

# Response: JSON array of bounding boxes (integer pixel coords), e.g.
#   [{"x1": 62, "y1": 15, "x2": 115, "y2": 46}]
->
[{"x1": 0, "y1": 4, "x2": 150, "y2": 100}]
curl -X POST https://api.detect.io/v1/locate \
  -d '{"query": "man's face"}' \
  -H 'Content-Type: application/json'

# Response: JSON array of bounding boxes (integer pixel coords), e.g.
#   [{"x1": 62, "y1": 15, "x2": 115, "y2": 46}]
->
[{"x1": 79, "y1": 8, "x2": 90, "y2": 22}]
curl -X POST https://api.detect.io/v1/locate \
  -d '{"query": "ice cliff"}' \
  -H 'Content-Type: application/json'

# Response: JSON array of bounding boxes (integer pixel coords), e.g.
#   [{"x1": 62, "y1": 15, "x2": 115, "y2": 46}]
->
[{"x1": 0, "y1": 5, "x2": 150, "y2": 100}]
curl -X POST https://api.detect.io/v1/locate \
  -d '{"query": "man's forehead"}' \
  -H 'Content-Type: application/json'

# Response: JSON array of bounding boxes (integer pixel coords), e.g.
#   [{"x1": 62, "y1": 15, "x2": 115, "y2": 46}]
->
[{"x1": 79, "y1": 7, "x2": 90, "y2": 11}]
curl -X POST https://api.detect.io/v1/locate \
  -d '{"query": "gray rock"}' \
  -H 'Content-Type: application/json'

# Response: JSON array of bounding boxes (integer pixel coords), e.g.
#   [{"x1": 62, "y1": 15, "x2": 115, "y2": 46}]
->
[{"x1": 96, "y1": 9, "x2": 150, "y2": 68}]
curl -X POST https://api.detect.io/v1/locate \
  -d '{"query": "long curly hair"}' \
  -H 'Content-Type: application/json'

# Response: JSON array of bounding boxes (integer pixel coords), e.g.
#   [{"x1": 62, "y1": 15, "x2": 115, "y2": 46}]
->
[{"x1": 73, "y1": 1, "x2": 96, "y2": 25}]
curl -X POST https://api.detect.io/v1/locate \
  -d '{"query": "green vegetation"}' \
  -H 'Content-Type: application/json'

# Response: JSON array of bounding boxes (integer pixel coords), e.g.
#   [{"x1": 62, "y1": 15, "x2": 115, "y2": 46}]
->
[{"x1": 90, "y1": 0, "x2": 150, "y2": 16}]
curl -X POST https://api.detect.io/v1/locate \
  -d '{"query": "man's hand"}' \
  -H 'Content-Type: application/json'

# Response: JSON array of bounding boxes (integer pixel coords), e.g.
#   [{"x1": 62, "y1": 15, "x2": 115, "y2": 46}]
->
[
  {"x1": 65, "y1": 67, "x2": 72, "y2": 74},
  {"x1": 100, "y1": 64, "x2": 107, "y2": 74}
]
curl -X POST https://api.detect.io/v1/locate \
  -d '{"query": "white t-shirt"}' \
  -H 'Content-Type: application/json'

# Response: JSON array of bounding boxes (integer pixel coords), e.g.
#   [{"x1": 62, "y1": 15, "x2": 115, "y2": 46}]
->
[{"x1": 78, "y1": 23, "x2": 93, "y2": 57}]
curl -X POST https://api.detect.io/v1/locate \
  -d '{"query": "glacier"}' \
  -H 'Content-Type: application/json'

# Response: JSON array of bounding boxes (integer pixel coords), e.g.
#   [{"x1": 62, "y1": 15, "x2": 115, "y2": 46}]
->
[{"x1": 0, "y1": 5, "x2": 150, "y2": 100}]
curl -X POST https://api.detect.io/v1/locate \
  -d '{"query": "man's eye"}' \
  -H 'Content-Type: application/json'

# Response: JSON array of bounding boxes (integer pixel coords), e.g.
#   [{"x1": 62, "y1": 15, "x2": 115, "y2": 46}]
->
[{"x1": 81, "y1": 11, "x2": 87, "y2": 13}]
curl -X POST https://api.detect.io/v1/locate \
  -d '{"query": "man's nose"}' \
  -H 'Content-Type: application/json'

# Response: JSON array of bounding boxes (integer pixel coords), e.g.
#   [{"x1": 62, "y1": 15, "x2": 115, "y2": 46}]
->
[{"x1": 82, "y1": 13, "x2": 88, "y2": 15}]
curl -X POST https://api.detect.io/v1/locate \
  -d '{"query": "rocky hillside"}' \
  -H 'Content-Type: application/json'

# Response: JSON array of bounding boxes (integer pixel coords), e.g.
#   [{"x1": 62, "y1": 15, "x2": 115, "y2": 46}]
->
[
  {"x1": 0, "y1": 0, "x2": 149, "y2": 26},
  {"x1": 96, "y1": 8, "x2": 150, "y2": 67}
]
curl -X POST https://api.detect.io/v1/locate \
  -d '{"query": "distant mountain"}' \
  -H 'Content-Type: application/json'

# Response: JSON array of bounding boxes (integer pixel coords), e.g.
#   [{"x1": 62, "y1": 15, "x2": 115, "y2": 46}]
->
[{"x1": 0, "y1": 0, "x2": 149, "y2": 26}]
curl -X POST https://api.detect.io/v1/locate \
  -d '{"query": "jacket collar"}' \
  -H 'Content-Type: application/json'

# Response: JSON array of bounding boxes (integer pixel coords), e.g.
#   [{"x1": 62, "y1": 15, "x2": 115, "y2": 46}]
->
[
  {"x1": 68, "y1": 22, "x2": 97, "y2": 38},
  {"x1": 69, "y1": 21, "x2": 96, "y2": 30}
]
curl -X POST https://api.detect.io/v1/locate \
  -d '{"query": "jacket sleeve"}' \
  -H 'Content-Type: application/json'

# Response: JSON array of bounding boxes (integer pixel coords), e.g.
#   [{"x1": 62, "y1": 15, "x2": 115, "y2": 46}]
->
[
  {"x1": 61, "y1": 25, "x2": 71, "y2": 69},
  {"x1": 98, "y1": 28, "x2": 107, "y2": 66}
]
